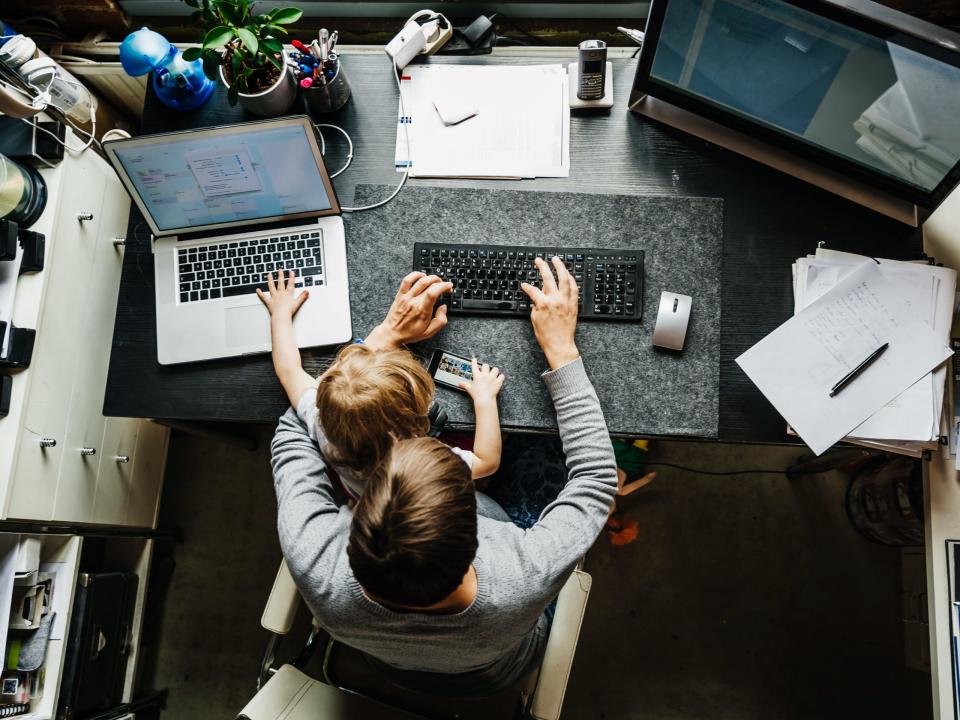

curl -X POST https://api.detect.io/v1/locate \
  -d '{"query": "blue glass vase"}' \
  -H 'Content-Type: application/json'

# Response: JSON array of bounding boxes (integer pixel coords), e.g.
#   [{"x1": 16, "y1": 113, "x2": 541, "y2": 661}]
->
[{"x1": 120, "y1": 27, "x2": 214, "y2": 111}]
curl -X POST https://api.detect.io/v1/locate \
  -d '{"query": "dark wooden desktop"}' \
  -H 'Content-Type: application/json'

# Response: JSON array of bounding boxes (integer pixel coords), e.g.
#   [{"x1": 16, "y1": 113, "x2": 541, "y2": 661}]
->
[{"x1": 103, "y1": 51, "x2": 921, "y2": 442}]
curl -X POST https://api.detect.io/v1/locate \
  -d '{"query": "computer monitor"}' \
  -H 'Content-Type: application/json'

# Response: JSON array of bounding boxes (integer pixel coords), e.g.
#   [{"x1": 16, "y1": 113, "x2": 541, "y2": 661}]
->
[{"x1": 630, "y1": 0, "x2": 960, "y2": 222}]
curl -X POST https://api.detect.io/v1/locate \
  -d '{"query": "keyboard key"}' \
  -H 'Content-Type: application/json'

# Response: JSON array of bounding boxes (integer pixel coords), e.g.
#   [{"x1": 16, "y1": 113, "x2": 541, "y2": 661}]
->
[
  {"x1": 180, "y1": 292, "x2": 188, "y2": 302},
  {"x1": 463, "y1": 299, "x2": 518, "y2": 312}
]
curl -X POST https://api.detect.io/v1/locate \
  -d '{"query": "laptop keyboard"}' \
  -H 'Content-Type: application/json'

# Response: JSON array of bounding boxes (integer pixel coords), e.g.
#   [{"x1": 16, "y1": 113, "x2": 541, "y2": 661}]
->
[{"x1": 177, "y1": 231, "x2": 324, "y2": 304}]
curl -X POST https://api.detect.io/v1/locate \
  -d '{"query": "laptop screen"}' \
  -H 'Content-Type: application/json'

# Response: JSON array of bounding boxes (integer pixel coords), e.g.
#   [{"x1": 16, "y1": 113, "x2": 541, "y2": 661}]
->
[{"x1": 106, "y1": 117, "x2": 339, "y2": 236}]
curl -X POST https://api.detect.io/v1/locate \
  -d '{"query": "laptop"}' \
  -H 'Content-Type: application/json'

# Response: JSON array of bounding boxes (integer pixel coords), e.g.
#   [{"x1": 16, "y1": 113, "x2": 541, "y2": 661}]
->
[{"x1": 104, "y1": 116, "x2": 351, "y2": 365}]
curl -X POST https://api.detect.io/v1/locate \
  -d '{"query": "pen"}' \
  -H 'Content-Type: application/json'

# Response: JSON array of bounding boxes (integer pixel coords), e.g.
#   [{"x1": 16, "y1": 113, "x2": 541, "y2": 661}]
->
[{"x1": 829, "y1": 342, "x2": 889, "y2": 397}]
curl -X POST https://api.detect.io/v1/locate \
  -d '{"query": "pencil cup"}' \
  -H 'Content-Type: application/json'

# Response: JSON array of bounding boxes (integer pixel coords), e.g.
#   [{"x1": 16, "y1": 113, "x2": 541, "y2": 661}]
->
[{"x1": 302, "y1": 60, "x2": 351, "y2": 114}]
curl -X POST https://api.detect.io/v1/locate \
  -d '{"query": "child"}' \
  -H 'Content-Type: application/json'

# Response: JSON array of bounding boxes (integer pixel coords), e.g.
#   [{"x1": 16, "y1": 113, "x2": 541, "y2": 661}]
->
[{"x1": 257, "y1": 269, "x2": 505, "y2": 499}]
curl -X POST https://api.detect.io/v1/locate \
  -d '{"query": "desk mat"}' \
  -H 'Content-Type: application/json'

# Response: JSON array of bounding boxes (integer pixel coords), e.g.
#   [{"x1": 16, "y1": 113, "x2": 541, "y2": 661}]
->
[{"x1": 344, "y1": 185, "x2": 723, "y2": 438}]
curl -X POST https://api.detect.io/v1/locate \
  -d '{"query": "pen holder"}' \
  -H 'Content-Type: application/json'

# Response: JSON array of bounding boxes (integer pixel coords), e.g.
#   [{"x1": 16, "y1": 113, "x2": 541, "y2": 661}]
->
[{"x1": 302, "y1": 60, "x2": 351, "y2": 114}]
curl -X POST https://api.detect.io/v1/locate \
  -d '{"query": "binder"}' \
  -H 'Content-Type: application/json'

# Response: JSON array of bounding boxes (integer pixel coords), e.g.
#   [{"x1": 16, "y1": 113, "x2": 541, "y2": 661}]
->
[{"x1": 57, "y1": 572, "x2": 138, "y2": 720}]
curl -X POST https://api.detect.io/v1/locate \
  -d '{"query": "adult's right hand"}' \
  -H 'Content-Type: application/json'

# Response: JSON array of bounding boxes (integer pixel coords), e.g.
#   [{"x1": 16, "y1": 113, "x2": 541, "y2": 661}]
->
[
  {"x1": 520, "y1": 256, "x2": 581, "y2": 370},
  {"x1": 364, "y1": 272, "x2": 453, "y2": 351}
]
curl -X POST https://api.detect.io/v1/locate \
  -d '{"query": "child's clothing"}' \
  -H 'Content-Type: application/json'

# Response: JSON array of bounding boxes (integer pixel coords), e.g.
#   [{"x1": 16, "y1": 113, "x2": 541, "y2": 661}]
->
[{"x1": 296, "y1": 388, "x2": 477, "y2": 498}]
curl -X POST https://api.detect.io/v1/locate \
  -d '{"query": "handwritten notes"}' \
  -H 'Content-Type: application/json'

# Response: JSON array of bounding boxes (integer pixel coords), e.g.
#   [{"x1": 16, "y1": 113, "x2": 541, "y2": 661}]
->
[{"x1": 737, "y1": 262, "x2": 952, "y2": 455}]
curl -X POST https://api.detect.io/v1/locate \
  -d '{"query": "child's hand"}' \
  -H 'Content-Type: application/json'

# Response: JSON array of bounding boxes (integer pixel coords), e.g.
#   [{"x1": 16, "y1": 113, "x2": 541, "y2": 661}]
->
[
  {"x1": 256, "y1": 269, "x2": 309, "y2": 318},
  {"x1": 459, "y1": 359, "x2": 505, "y2": 405}
]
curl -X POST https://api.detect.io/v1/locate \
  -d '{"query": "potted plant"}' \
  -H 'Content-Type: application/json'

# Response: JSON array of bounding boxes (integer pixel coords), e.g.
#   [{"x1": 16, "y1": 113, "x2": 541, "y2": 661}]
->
[{"x1": 182, "y1": 0, "x2": 302, "y2": 117}]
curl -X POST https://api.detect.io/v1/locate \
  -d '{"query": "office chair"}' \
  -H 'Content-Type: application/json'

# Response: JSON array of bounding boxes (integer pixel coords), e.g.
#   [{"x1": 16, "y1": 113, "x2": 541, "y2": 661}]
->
[{"x1": 238, "y1": 560, "x2": 592, "y2": 720}]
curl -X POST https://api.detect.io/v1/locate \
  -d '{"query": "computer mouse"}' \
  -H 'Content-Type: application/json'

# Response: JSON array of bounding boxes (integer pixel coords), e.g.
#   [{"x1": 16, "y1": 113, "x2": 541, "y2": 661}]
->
[{"x1": 652, "y1": 291, "x2": 692, "y2": 351}]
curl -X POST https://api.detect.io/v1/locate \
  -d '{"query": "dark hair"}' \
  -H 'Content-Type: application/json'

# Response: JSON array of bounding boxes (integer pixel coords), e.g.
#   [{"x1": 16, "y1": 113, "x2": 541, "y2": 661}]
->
[{"x1": 348, "y1": 437, "x2": 477, "y2": 608}]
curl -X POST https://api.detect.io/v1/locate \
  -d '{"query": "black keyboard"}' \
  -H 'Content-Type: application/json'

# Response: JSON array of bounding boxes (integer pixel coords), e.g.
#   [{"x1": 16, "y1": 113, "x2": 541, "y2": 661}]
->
[
  {"x1": 176, "y1": 230, "x2": 325, "y2": 304},
  {"x1": 413, "y1": 243, "x2": 644, "y2": 321}
]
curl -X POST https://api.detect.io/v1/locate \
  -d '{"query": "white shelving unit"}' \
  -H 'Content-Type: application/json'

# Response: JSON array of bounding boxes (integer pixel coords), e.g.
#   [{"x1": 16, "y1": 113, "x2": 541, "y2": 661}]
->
[
  {"x1": 0, "y1": 128, "x2": 171, "y2": 718},
  {"x1": 0, "y1": 534, "x2": 155, "y2": 720},
  {"x1": 0, "y1": 127, "x2": 169, "y2": 528}
]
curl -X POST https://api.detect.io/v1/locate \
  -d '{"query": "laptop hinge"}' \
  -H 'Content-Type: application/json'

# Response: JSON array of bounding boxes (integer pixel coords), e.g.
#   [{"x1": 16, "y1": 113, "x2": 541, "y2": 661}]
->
[{"x1": 167, "y1": 216, "x2": 327, "y2": 244}]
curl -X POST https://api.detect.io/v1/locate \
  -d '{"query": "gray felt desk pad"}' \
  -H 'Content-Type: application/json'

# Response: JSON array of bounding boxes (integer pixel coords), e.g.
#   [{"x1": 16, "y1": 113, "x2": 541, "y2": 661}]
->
[{"x1": 343, "y1": 185, "x2": 723, "y2": 438}]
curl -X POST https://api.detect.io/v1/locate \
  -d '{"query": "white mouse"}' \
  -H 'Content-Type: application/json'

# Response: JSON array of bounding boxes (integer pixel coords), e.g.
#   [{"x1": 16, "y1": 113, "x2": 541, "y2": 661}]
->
[{"x1": 652, "y1": 291, "x2": 692, "y2": 351}]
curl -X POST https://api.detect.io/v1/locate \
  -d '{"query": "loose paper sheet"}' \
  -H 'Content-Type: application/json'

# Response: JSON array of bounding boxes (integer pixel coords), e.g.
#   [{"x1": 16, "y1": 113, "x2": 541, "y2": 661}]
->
[
  {"x1": 738, "y1": 262, "x2": 952, "y2": 455},
  {"x1": 395, "y1": 64, "x2": 569, "y2": 178}
]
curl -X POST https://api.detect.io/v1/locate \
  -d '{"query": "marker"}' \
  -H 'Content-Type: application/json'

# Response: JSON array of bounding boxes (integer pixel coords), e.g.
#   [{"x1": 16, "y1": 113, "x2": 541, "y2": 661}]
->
[
  {"x1": 308, "y1": 40, "x2": 322, "y2": 60},
  {"x1": 300, "y1": 77, "x2": 313, "y2": 89},
  {"x1": 291, "y1": 39, "x2": 308, "y2": 54}
]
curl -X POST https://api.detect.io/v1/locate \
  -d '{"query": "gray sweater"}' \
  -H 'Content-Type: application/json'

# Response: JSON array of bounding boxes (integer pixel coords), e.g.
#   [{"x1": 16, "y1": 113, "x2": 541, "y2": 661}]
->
[{"x1": 271, "y1": 358, "x2": 618, "y2": 688}]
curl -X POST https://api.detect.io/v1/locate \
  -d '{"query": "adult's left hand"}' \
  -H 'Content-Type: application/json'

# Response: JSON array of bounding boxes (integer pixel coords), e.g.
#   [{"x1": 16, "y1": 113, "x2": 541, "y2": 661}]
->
[{"x1": 364, "y1": 272, "x2": 453, "y2": 350}]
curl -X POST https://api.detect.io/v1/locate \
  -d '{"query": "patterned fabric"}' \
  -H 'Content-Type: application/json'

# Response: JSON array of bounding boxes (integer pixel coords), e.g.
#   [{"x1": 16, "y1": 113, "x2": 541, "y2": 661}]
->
[{"x1": 486, "y1": 433, "x2": 568, "y2": 530}]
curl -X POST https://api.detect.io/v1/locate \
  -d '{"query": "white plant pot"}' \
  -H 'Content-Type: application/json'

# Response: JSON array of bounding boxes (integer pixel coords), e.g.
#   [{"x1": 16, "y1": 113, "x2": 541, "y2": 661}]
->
[{"x1": 219, "y1": 64, "x2": 297, "y2": 117}]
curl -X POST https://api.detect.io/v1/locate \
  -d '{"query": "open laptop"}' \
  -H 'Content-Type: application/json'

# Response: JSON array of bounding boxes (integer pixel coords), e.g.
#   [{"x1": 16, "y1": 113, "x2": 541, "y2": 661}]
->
[{"x1": 104, "y1": 116, "x2": 351, "y2": 365}]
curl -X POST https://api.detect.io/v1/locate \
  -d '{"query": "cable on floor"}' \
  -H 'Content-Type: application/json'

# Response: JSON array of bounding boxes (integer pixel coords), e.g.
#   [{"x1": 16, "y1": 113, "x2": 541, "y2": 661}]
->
[{"x1": 644, "y1": 461, "x2": 785, "y2": 476}]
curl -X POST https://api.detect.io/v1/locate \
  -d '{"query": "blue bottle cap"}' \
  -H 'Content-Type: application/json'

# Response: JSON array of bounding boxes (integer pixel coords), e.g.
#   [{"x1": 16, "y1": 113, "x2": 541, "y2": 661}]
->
[{"x1": 120, "y1": 27, "x2": 174, "y2": 77}]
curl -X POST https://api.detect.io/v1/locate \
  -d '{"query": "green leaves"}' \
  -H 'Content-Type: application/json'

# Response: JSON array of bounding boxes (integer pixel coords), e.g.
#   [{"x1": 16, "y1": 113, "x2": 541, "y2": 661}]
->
[
  {"x1": 202, "y1": 25, "x2": 234, "y2": 49},
  {"x1": 201, "y1": 47, "x2": 222, "y2": 82},
  {"x1": 235, "y1": 26, "x2": 258, "y2": 54},
  {"x1": 269, "y1": 8, "x2": 302, "y2": 25},
  {"x1": 261, "y1": 37, "x2": 282, "y2": 54},
  {"x1": 191, "y1": 0, "x2": 299, "y2": 93}
]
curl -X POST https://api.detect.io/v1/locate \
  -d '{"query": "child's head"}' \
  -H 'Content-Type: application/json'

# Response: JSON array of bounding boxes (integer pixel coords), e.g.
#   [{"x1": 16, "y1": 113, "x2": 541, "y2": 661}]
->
[
  {"x1": 316, "y1": 343, "x2": 434, "y2": 479},
  {"x1": 348, "y1": 437, "x2": 477, "y2": 607}
]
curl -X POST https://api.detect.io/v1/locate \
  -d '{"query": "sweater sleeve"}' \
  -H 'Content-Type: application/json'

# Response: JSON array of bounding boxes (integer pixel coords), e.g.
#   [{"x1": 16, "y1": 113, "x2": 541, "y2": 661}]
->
[
  {"x1": 271, "y1": 408, "x2": 343, "y2": 577},
  {"x1": 522, "y1": 358, "x2": 618, "y2": 584}
]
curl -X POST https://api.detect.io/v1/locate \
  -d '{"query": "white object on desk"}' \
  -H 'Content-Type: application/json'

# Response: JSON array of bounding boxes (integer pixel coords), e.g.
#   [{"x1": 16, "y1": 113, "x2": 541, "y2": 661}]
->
[
  {"x1": 652, "y1": 291, "x2": 691, "y2": 350},
  {"x1": 567, "y1": 61, "x2": 614, "y2": 109},
  {"x1": 792, "y1": 248, "x2": 955, "y2": 455},
  {"x1": 736, "y1": 261, "x2": 952, "y2": 456},
  {"x1": 394, "y1": 64, "x2": 569, "y2": 178}
]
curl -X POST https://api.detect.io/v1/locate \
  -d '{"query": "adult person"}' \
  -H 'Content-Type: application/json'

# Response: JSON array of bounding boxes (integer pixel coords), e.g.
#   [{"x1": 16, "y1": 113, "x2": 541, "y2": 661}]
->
[{"x1": 270, "y1": 257, "x2": 618, "y2": 692}]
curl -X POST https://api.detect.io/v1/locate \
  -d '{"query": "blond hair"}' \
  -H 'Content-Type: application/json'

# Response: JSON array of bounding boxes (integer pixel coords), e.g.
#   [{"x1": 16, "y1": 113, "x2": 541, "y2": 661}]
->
[{"x1": 316, "y1": 343, "x2": 434, "y2": 479}]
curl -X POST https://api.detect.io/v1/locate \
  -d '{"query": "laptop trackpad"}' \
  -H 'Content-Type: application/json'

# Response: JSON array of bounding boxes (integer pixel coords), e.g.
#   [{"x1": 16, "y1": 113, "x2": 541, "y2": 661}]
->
[{"x1": 225, "y1": 305, "x2": 270, "y2": 347}]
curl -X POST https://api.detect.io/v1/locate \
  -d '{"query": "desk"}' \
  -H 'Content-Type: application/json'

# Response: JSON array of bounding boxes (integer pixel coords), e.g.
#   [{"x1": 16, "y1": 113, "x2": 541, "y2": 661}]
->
[{"x1": 103, "y1": 48, "x2": 920, "y2": 440}]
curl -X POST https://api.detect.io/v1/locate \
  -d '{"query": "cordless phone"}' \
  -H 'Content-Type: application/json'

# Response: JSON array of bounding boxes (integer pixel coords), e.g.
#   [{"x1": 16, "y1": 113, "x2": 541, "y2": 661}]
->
[{"x1": 577, "y1": 39, "x2": 607, "y2": 101}]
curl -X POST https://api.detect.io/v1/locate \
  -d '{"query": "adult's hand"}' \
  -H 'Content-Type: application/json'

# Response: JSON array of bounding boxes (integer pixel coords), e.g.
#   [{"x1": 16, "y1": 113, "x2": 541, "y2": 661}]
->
[
  {"x1": 364, "y1": 272, "x2": 453, "y2": 351},
  {"x1": 520, "y1": 256, "x2": 580, "y2": 369}
]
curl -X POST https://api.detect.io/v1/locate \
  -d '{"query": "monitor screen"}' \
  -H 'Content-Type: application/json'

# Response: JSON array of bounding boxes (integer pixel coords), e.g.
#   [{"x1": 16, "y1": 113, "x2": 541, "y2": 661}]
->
[
  {"x1": 641, "y1": 0, "x2": 960, "y2": 198},
  {"x1": 108, "y1": 120, "x2": 336, "y2": 234}
]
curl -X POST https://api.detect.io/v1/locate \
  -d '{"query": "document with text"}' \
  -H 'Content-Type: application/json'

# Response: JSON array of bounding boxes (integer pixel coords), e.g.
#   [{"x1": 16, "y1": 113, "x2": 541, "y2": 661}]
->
[{"x1": 737, "y1": 262, "x2": 952, "y2": 455}]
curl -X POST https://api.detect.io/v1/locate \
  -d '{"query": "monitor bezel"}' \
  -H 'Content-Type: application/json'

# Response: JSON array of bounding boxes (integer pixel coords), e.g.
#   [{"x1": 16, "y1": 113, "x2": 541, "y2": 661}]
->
[
  {"x1": 103, "y1": 115, "x2": 341, "y2": 238},
  {"x1": 631, "y1": 0, "x2": 960, "y2": 210}
]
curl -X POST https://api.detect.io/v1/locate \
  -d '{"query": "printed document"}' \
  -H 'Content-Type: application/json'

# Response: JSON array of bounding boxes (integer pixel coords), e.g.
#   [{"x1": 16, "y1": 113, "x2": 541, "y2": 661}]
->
[
  {"x1": 737, "y1": 262, "x2": 952, "y2": 455},
  {"x1": 395, "y1": 64, "x2": 569, "y2": 178}
]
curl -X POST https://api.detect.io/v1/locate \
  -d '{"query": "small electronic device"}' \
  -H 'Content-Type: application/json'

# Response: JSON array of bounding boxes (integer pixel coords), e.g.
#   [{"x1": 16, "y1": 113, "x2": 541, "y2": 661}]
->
[
  {"x1": 652, "y1": 291, "x2": 692, "y2": 351},
  {"x1": 428, "y1": 349, "x2": 478, "y2": 392},
  {"x1": 577, "y1": 40, "x2": 607, "y2": 101}
]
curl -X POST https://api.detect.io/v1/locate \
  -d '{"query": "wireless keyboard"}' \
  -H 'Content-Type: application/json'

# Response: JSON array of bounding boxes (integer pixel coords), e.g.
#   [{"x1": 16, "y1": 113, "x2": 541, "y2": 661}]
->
[{"x1": 413, "y1": 243, "x2": 644, "y2": 321}]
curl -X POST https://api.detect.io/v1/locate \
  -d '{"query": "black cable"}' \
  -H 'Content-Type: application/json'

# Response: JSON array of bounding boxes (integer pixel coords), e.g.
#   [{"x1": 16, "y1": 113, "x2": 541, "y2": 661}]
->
[
  {"x1": 631, "y1": 46, "x2": 642, "y2": 58},
  {"x1": 645, "y1": 461, "x2": 785, "y2": 476}
]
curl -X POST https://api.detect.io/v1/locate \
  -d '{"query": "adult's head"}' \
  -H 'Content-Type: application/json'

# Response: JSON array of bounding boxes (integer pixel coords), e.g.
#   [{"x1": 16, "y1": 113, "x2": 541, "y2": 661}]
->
[
  {"x1": 316, "y1": 343, "x2": 434, "y2": 479},
  {"x1": 348, "y1": 437, "x2": 478, "y2": 607}
]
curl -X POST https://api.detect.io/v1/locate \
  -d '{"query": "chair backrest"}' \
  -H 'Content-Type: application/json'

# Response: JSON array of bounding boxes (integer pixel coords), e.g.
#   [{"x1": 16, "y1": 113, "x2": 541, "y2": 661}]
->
[{"x1": 239, "y1": 664, "x2": 426, "y2": 720}]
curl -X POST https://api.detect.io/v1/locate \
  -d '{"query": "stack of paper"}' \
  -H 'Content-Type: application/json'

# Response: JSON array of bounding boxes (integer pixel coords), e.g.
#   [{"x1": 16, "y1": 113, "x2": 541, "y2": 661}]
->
[
  {"x1": 737, "y1": 253, "x2": 955, "y2": 456},
  {"x1": 394, "y1": 64, "x2": 569, "y2": 179}
]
